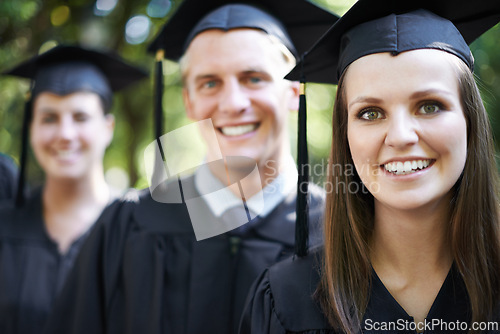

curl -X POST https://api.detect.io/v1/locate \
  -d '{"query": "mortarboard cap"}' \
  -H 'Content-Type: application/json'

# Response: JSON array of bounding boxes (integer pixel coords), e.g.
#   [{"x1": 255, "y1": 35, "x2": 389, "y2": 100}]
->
[
  {"x1": 5, "y1": 45, "x2": 148, "y2": 111},
  {"x1": 287, "y1": 0, "x2": 500, "y2": 84},
  {"x1": 4, "y1": 44, "x2": 148, "y2": 207},
  {"x1": 147, "y1": 0, "x2": 339, "y2": 257},
  {"x1": 147, "y1": 0, "x2": 339, "y2": 139},
  {"x1": 147, "y1": 0, "x2": 339, "y2": 61}
]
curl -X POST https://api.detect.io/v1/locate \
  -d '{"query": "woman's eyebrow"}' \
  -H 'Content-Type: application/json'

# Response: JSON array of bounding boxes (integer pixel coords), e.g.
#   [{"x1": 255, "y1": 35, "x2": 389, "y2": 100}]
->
[
  {"x1": 409, "y1": 88, "x2": 454, "y2": 100},
  {"x1": 348, "y1": 96, "x2": 382, "y2": 109}
]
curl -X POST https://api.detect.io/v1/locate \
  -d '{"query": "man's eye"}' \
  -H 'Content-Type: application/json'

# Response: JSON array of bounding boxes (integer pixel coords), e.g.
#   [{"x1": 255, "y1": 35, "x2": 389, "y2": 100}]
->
[
  {"x1": 74, "y1": 113, "x2": 90, "y2": 122},
  {"x1": 41, "y1": 115, "x2": 57, "y2": 123},
  {"x1": 249, "y1": 77, "x2": 262, "y2": 84},
  {"x1": 359, "y1": 109, "x2": 382, "y2": 120},
  {"x1": 202, "y1": 81, "x2": 217, "y2": 89}
]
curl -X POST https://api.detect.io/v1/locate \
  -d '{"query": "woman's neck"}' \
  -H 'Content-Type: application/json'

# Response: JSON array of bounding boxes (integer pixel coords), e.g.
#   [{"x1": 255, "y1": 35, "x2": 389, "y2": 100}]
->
[
  {"x1": 371, "y1": 202, "x2": 452, "y2": 273},
  {"x1": 370, "y1": 198, "x2": 454, "y2": 328}
]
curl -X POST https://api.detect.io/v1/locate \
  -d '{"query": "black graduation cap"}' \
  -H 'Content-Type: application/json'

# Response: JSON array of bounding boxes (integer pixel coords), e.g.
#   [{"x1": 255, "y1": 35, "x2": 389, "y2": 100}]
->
[
  {"x1": 3, "y1": 45, "x2": 148, "y2": 207},
  {"x1": 148, "y1": 0, "x2": 339, "y2": 61},
  {"x1": 6, "y1": 45, "x2": 148, "y2": 110},
  {"x1": 147, "y1": 0, "x2": 339, "y2": 137},
  {"x1": 147, "y1": 0, "x2": 339, "y2": 256},
  {"x1": 287, "y1": 0, "x2": 500, "y2": 84},
  {"x1": 285, "y1": 0, "x2": 500, "y2": 256}
]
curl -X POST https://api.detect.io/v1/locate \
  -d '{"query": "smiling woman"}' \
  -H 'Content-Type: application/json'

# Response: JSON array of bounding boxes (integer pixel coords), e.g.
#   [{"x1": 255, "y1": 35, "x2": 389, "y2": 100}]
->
[
  {"x1": 0, "y1": 45, "x2": 146, "y2": 334},
  {"x1": 240, "y1": 1, "x2": 500, "y2": 333},
  {"x1": 327, "y1": 49, "x2": 484, "y2": 328}
]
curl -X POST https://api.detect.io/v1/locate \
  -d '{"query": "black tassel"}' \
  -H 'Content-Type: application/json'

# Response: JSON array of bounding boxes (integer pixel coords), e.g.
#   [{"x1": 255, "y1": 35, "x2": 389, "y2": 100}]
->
[
  {"x1": 154, "y1": 49, "x2": 165, "y2": 140},
  {"x1": 295, "y1": 74, "x2": 309, "y2": 257},
  {"x1": 15, "y1": 97, "x2": 32, "y2": 208},
  {"x1": 151, "y1": 49, "x2": 169, "y2": 192}
]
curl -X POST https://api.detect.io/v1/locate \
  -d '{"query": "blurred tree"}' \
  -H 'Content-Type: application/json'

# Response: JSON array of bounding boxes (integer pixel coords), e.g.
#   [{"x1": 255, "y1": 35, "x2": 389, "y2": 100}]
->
[
  {"x1": 0, "y1": 0, "x2": 499, "y2": 191},
  {"x1": 471, "y1": 24, "x2": 500, "y2": 167}
]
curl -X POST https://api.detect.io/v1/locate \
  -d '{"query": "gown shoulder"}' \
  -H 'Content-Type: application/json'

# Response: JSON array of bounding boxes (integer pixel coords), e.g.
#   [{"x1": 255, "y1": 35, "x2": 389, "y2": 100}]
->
[{"x1": 240, "y1": 247, "x2": 337, "y2": 334}]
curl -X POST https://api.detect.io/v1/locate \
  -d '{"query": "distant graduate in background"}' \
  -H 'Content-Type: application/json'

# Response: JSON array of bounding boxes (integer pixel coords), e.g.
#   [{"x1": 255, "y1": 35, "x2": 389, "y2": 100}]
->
[
  {"x1": 0, "y1": 153, "x2": 18, "y2": 204},
  {"x1": 0, "y1": 45, "x2": 146, "y2": 334}
]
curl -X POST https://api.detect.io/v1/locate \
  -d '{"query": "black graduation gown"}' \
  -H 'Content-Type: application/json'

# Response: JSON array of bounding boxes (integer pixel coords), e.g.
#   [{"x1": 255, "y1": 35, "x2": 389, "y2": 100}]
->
[
  {"x1": 0, "y1": 153, "x2": 18, "y2": 203},
  {"x1": 240, "y1": 247, "x2": 492, "y2": 334},
  {"x1": 0, "y1": 190, "x2": 98, "y2": 334},
  {"x1": 43, "y1": 175, "x2": 325, "y2": 334}
]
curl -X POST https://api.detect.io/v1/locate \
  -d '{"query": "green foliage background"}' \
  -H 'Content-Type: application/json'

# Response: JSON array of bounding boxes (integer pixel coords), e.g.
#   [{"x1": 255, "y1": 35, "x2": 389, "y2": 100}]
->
[{"x1": 0, "y1": 0, "x2": 499, "y2": 191}]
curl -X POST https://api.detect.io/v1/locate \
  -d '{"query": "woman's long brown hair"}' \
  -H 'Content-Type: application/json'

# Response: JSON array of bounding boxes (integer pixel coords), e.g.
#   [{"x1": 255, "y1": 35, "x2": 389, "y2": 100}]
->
[{"x1": 316, "y1": 60, "x2": 500, "y2": 334}]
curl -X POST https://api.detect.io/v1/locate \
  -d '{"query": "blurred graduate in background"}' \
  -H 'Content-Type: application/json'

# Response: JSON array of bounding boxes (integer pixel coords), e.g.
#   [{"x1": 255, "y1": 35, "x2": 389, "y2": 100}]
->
[{"x1": 0, "y1": 45, "x2": 146, "y2": 334}]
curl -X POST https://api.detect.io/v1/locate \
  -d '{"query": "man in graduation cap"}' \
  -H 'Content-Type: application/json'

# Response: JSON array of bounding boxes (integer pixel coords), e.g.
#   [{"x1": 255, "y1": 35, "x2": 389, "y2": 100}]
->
[
  {"x1": 0, "y1": 45, "x2": 147, "y2": 334},
  {"x1": 43, "y1": 1, "x2": 337, "y2": 334}
]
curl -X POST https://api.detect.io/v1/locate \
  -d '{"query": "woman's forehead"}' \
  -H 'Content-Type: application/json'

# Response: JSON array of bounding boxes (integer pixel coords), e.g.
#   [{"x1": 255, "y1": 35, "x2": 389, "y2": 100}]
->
[{"x1": 344, "y1": 50, "x2": 461, "y2": 100}]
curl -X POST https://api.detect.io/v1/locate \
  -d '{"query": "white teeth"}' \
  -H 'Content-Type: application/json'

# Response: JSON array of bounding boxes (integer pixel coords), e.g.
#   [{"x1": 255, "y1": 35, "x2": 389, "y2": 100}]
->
[
  {"x1": 403, "y1": 161, "x2": 412, "y2": 173},
  {"x1": 396, "y1": 162, "x2": 404, "y2": 174},
  {"x1": 384, "y1": 159, "x2": 431, "y2": 175},
  {"x1": 220, "y1": 124, "x2": 257, "y2": 136}
]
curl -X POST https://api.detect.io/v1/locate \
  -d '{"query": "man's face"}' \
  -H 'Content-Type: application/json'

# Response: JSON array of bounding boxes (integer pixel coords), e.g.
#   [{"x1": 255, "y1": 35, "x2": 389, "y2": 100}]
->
[
  {"x1": 30, "y1": 91, "x2": 114, "y2": 181},
  {"x1": 182, "y1": 28, "x2": 299, "y2": 171}
]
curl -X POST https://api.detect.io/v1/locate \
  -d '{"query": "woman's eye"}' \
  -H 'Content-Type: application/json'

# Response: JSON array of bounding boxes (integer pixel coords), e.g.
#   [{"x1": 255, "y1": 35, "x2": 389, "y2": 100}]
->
[
  {"x1": 419, "y1": 103, "x2": 441, "y2": 114},
  {"x1": 359, "y1": 109, "x2": 382, "y2": 121}
]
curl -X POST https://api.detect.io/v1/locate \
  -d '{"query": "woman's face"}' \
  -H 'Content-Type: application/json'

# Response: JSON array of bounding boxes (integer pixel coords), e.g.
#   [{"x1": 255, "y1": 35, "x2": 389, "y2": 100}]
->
[
  {"x1": 345, "y1": 49, "x2": 467, "y2": 212},
  {"x1": 30, "y1": 91, "x2": 114, "y2": 181}
]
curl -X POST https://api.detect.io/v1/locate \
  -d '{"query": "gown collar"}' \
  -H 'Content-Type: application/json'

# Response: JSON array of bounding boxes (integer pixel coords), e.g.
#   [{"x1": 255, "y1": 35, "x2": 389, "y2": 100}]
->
[{"x1": 194, "y1": 155, "x2": 297, "y2": 218}]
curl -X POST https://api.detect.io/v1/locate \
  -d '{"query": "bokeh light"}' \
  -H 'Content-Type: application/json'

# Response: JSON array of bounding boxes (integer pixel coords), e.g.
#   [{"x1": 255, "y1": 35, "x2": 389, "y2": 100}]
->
[
  {"x1": 39, "y1": 40, "x2": 58, "y2": 54},
  {"x1": 105, "y1": 166, "x2": 130, "y2": 194},
  {"x1": 94, "y1": 0, "x2": 118, "y2": 16},
  {"x1": 50, "y1": 6, "x2": 70, "y2": 26},
  {"x1": 125, "y1": 15, "x2": 151, "y2": 45},
  {"x1": 147, "y1": 0, "x2": 171, "y2": 18}
]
